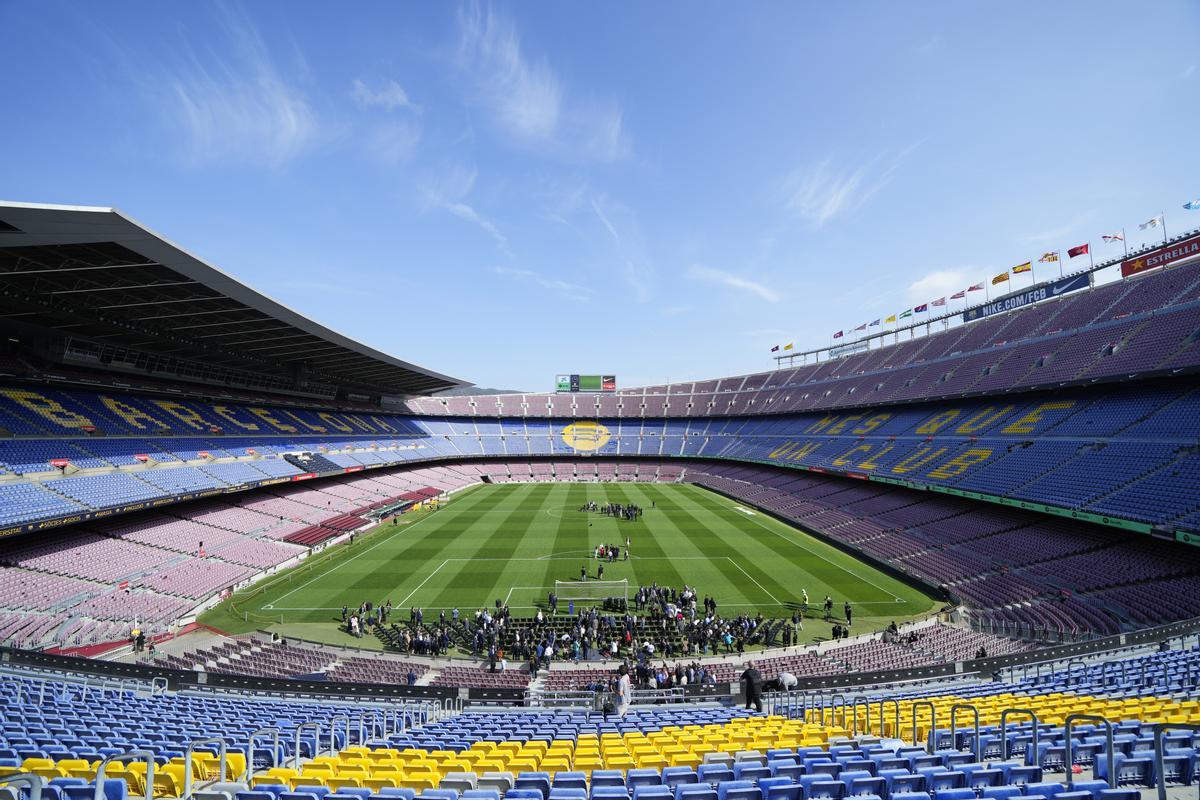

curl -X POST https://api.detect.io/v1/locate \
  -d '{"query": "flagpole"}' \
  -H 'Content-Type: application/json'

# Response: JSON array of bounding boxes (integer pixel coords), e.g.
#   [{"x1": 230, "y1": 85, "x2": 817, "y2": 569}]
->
[
  {"x1": 1122, "y1": 228, "x2": 1128, "y2": 257},
  {"x1": 1162, "y1": 212, "x2": 1168, "y2": 242},
  {"x1": 1058, "y1": 252, "x2": 1063, "y2": 278},
  {"x1": 1088, "y1": 245, "x2": 1094, "y2": 269}
]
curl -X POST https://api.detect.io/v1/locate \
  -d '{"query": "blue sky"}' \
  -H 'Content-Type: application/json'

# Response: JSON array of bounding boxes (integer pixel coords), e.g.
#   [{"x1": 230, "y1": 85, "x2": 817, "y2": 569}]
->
[{"x1": 2, "y1": 1, "x2": 1198, "y2": 392}]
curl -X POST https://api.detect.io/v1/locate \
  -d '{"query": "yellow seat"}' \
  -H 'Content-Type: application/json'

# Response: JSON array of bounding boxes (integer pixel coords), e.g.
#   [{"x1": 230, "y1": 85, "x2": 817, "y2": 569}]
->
[
  {"x1": 327, "y1": 777, "x2": 364, "y2": 791},
  {"x1": 400, "y1": 778, "x2": 437, "y2": 792},
  {"x1": 364, "y1": 777, "x2": 400, "y2": 792}
]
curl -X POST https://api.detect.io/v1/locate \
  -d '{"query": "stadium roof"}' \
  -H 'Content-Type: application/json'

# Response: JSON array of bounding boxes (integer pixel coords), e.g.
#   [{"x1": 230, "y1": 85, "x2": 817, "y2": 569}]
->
[{"x1": 0, "y1": 201, "x2": 468, "y2": 396}]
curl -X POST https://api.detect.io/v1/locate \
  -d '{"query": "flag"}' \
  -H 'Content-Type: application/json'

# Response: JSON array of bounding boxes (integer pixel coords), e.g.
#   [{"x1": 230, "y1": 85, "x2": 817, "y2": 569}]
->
[
  {"x1": 932, "y1": 296, "x2": 946, "y2": 307},
  {"x1": 913, "y1": 303, "x2": 928, "y2": 313},
  {"x1": 1102, "y1": 232, "x2": 1124, "y2": 244},
  {"x1": 992, "y1": 271, "x2": 1010, "y2": 285},
  {"x1": 1185, "y1": 199, "x2": 1200, "y2": 210},
  {"x1": 869, "y1": 319, "x2": 881, "y2": 327},
  {"x1": 968, "y1": 282, "x2": 984, "y2": 292},
  {"x1": 1039, "y1": 251, "x2": 1059, "y2": 263},
  {"x1": 783, "y1": 343, "x2": 793, "y2": 350},
  {"x1": 950, "y1": 289, "x2": 966, "y2": 299},
  {"x1": 770, "y1": 345, "x2": 779, "y2": 352},
  {"x1": 899, "y1": 309, "x2": 912, "y2": 318},
  {"x1": 832, "y1": 330, "x2": 843, "y2": 339},
  {"x1": 1139, "y1": 215, "x2": 1163, "y2": 230},
  {"x1": 854, "y1": 323, "x2": 867, "y2": 331},
  {"x1": 1068, "y1": 243, "x2": 1089, "y2": 258},
  {"x1": 885, "y1": 314, "x2": 897, "y2": 323},
  {"x1": 1012, "y1": 262, "x2": 1032, "y2": 274}
]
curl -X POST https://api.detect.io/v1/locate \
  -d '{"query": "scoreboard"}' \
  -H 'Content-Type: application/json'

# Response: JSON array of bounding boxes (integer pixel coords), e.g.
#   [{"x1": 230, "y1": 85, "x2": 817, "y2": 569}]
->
[{"x1": 555, "y1": 374, "x2": 617, "y2": 393}]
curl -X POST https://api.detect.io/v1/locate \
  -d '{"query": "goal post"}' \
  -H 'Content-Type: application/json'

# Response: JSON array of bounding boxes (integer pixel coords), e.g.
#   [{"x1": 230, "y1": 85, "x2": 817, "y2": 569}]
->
[{"x1": 554, "y1": 579, "x2": 628, "y2": 603}]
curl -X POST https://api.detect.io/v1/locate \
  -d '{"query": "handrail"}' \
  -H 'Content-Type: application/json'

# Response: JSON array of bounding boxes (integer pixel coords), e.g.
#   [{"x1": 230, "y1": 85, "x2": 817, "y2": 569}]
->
[
  {"x1": 1150, "y1": 722, "x2": 1200, "y2": 800},
  {"x1": 0, "y1": 772, "x2": 45, "y2": 800},
  {"x1": 949, "y1": 704, "x2": 980, "y2": 761},
  {"x1": 878, "y1": 697, "x2": 900, "y2": 739},
  {"x1": 184, "y1": 737, "x2": 228, "y2": 799},
  {"x1": 359, "y1": 711, "x2": 384, "y2": 744},
  {"x1": 329, "y1": 714, "x2": 351, "y2": 754},
  {"x1": 1064, "y1": 713, "x2": 1114, "y2": 789},
  {"x1": 94, "y1": 749, "x2": 155, "y2": 800},
  {"x1": 294, "y1": 722, "x2": 321, "y2": 770},
  {"x1": 150, "y1": 676, "x2": 169, "y2": 696},
  {"x1": 851, "y1": 697, "x2": 871, "y2": 736},
  {"x1": 830, "y1": 693, "x2": 848, "y2": 730},
  {"x1": 999, "y1": 708, "x2": 1040, "y2": 765},
  {"x1": 245, "y1": 727, "x2": 281, "y2": 782},
  {"x1": 911, "y1": 701, "x2": 936, "y2": 753}
]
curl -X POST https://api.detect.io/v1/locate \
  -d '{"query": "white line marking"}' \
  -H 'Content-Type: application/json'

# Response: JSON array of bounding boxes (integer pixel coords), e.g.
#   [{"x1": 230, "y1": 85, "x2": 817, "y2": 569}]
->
[
  {"x1": 724, "y1": 557, "x2": 781, "y2": 606},
  {"x1": 267, "y1": 509, "x2": 443, "y2": 606},
  {"x1": 690, "y1": 486, "x2": 905, "y2": 603},
  {"x1": 396, "y1": 559, "x2": 450, "y2": 608}
]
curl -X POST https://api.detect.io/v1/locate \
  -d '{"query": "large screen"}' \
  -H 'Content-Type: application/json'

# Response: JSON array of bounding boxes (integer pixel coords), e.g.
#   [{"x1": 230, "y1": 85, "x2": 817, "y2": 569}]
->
[{"x1": 555, "y1": 374, "x2": 617, "y2": 393}]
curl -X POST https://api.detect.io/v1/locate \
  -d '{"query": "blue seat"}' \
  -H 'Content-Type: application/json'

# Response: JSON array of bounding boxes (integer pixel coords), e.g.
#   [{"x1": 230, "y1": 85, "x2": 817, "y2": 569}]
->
[
  {"x1": 933, "y1": 790, "x2": 973, "y2": 800},
  {"x1": 716, "y1": 780, "x2": 757, "y2": 800},
  {"x1": 254, "y1": 786, "x2": 291, "y2": 799},
  {"x1": 463, "y1": 792, "x2": 501, "y2": 800},
  {"x1": 239, "y1": 793, "x2": 277, "y2": 800},
  {"x1": 770, "y1": 765, "x2": 803, "y2": 782},
  {"x1": 981, "y1": 788, "x2": 1022, "y2": 800},
  {"x1": 663, "y1": 769, "x2": 698, "y2": 788},
  {"x1": 554, "y1": 775, "x2": 588, "y2": 791},
  {"x1": 837, "y1": 771, "x2": 872, "y2": 789},
  {"x1": 848, "y1": 778, "x2": 885, "y2": 798},
  {"x1": 1023, "y1": 782, "x2": 1065, "y2": 800},
  {"x1": 294, "y1": 788, "x2": 332, "y2": 800},
  {"x1": 1065, "y1": 780, "x2": 1109, "y2": 800},
  {"x1": 699, "y1": 766, "x2": 734, "y2": 785},
  {"x1": 592, "y1": 772, "x2": 626, "y2": 789},
  {"x1": 335, "y1": 790, "x2": 371, "y2": 800},
  {"x1": 550, "y1": 790, "x2": 587, "y2": 800},
  {"x1": 507, "y1": 791, "x2": 544, "y2": 800},
  {"x1": 1096, "y1": 791, "x2": 1139, "y2": 800},
  {"x1": 515, "y1": 775, "x2": 552, "y2": 800},
  {"x1": 967, "y1": 770, "x2": 1002, "y2": 789},
  {"x1": 629, "y1": 770, "x2": 664, "y2": 789},
  {"x1": 632, "y1": 789, "x2": 673, "y2": 800},
  {"x1": 927, "y1": 773, "x2": 964, "y2": 792},
  {"x1": 763, "y1": 787, "x2": 800, "y2": 800},
  {"x1": 1005, "y1": 767, "x2": 1040, "y2": 787},
  {"x1": 675, "y1": 788, "x2": 717, "y2": 800},
  {"x1": 808, "y1": 781, "x2": 845, "y2": 800},
  {"x1": 890, "y1": 776, "x2": 925, "y2": 794},
  {"x1": 377, "y1": 791, "x2": 417, "y2": 800},
  {"x1": 592, "y1": 789, "x2": 628, "y2": 800}
]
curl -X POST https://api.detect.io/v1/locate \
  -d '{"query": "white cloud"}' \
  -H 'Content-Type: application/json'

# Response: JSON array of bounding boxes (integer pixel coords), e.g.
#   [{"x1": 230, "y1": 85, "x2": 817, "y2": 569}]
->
[
  {"x1": 905, "y1": 268, "x2": 977, "y2": 304},
  {"x1": 781, "y1": 143, "x2": 920, "y2": 227},
  {"x1": 455, "y1": 1, "x2": 628, "y2": 161},
  {"x1": 494, "y1": 266, "x2": 592, "y2": 303},
  {"x1": 364, "y1": 119, "x2": 422, "y2": 164},
  {"x1": 159, "y1": 8, "x2": 319, "y2": 167},
  {"x1": 690, "y1": 265, "x2": 783, "y2": 303},
  {"x1": 351, "y1": 78, "x2": 416, "y2": 112},
  {"x1": 591, "y1": 196, "x2": 651, "y2": 301},
  {"x1": 421, "y1": 165, "x2": 509, "y2": 251},
  {"x1": 1181, "y1": 64, "x2": 1197, "y2": 79}
]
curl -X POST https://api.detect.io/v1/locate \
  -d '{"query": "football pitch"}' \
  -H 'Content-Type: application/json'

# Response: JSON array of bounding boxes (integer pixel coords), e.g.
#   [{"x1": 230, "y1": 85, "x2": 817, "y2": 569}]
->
[{"x1": 203, "y1": 482, "x2": 942, "y2": 648}]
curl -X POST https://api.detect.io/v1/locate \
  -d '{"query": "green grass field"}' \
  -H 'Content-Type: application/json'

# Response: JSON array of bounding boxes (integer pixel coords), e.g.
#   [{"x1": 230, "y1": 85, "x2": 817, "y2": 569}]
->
[{"x1": 201, "y1": 482, "x2": 941, "y2": 648}]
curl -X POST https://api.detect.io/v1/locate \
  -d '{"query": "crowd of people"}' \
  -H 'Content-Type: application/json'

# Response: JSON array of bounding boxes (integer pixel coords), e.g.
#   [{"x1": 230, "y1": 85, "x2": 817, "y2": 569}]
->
[{"x1": 580, "y1": 501, "x2": 644, "y2": 521}]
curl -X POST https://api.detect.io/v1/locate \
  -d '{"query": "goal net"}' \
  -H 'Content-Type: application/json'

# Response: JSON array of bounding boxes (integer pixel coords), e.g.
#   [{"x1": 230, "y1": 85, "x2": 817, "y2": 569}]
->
[{"x1": 554, "y1": 579, "x2": 628, "y2": 602}]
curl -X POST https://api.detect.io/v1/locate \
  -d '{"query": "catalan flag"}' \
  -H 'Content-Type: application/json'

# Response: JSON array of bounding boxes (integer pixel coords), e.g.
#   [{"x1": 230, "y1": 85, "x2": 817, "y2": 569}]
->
[
  {"x1": 992, "y1": 271, "x2": 1010, "y2": 285},
  {"x1": 1012, "y1": 262, "x2": 1032, "y2": 274},
  {"x1": 1039, "y1": 251, "x2": 1059, "y2": 263}
]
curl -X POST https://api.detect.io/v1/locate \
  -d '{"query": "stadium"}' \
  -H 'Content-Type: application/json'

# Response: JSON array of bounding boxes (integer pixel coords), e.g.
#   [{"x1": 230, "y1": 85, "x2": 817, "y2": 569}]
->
[{"x1": 3, "y1": 4, "x2": 1200, "y2": 800}]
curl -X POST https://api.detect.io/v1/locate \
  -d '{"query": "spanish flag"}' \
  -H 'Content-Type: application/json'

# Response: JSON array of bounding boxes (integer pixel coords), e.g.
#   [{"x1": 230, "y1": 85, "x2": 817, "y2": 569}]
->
[
  {"x1": 992, "y1": 271, "x2": 1010, "y2": 285},
  {"x1": 1012, "y1": 262, "x2": 1032, "y2": 274}
]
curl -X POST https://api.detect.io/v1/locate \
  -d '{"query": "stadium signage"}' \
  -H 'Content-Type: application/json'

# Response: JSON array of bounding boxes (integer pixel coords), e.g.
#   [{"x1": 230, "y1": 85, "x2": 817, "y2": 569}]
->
[
  {"x1": 1121, "y1": 233, "x2": 1200, "y2": 278},
  {"x1": 962, "y1": 273, "x2": 1089, "y2": 322}
]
